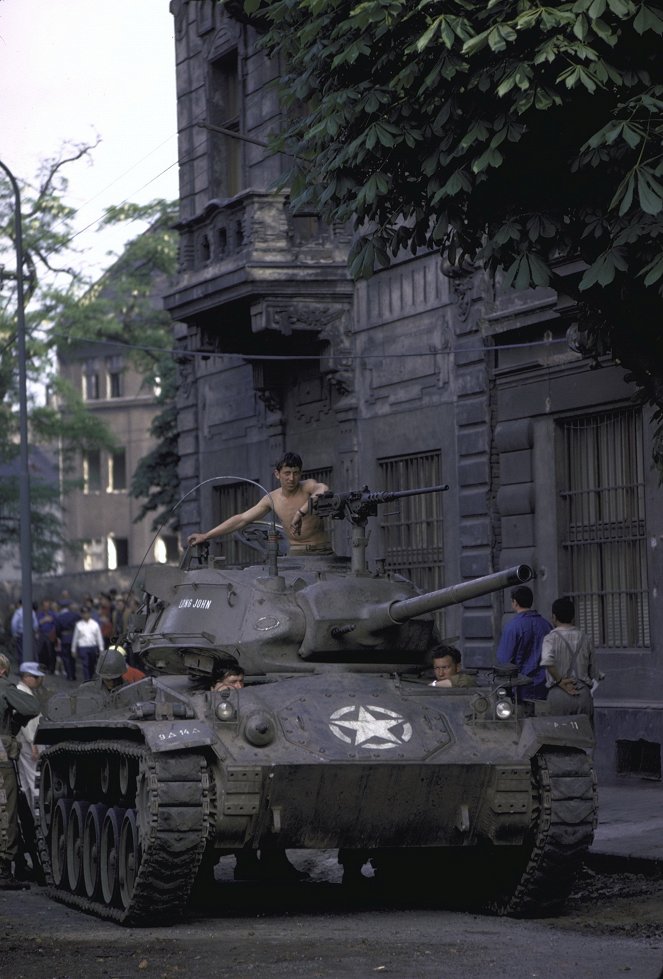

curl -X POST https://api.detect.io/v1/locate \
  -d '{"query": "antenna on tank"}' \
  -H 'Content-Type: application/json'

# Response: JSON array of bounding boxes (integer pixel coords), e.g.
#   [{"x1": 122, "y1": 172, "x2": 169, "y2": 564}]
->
[{"x1": 127, "y1": 475, "x2": 278, "y2": 604}]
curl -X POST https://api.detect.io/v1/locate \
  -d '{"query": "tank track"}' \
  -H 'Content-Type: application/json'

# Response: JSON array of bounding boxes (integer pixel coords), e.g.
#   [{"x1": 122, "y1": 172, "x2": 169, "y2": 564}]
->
[
  {"x1": 36, "y1": 740, "x2": 211, "y2": 925},
  {"x1": 487, "y1": 747, "x2": 597, "y2": 916}
]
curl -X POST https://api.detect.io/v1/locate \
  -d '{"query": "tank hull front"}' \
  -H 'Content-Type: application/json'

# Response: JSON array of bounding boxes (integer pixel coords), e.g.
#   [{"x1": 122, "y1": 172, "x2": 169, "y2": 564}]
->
[{"x1": 36, "y1": 671, "x2": 596, "y2": 922}]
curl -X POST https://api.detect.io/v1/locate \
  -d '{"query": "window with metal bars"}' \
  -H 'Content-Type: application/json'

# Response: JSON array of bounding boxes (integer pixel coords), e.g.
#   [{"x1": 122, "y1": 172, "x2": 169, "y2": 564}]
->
[
  {"x1": 378, "y1": 452, "x2": 444, "y2": 622},
  {"x1": 558, "y1": 409, "x2": 649, "y2": 648},
  {"x1": 212, "y1": 481, "x2": 265, "y2": 566}
]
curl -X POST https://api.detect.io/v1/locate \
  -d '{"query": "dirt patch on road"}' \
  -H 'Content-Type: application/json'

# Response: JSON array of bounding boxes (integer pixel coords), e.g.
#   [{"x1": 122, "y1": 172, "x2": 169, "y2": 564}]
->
[{"x1": 543, "y1": 866, "x2": 663, "y2": 940}]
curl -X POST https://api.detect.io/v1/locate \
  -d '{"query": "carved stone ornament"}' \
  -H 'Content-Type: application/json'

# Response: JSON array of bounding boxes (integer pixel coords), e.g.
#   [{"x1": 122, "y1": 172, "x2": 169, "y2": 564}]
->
[
  {"x1": 259, "y1": 301, "x2": 346, "y2": 336},
  {"x1": 440, "y1": 256, "x2": 477, "y2": 322}
]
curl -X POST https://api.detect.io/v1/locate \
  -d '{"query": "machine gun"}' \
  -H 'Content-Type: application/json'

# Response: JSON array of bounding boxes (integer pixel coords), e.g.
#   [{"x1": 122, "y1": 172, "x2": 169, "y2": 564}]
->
[
  {"x1": 309, "y1": 484, "x2": 449, "y2": 573},
  {"x1": 310, "y1": 484, "x2": 449, "y2": 525}
]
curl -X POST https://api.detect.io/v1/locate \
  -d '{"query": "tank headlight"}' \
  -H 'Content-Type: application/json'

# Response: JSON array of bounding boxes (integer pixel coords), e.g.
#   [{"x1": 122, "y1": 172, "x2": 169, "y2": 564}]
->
[
  {"x1": 495, "y1": 698, "x2": 514, "y2": 720},
  {"x1": 216, "y1": 697, "x2": 237, "y2": 722},
  {"x1": 243, "y1": 711, "x2": 276, "y2": 747}
]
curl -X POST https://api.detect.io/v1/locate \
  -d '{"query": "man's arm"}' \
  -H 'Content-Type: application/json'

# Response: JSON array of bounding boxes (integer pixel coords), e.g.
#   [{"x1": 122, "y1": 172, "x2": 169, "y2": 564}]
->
[
  {"x1": 290, "y1": 479, "x2": 330, "y2": 535},
  {"x1": 5, "y1": 685, "x2": 40, "y2": 723},
  {"x1": 302, "y1": 478, "x2": 329, "y2": 498},
  {"x1": 496, "y1": 619, "x2": 517, "y2": 665},
  {"x1": 540, "y1": 633, "x2": 578, "y2": 694},
  {"x1": 188, "y1": 497, "x2": 273, "y2": 547}
]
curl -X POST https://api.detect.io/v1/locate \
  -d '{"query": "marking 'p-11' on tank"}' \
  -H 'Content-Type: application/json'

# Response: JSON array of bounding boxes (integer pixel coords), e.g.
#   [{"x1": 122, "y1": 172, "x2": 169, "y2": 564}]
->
[{"x1": 35, "y1": 484, "x2": 596, "y2": 924}]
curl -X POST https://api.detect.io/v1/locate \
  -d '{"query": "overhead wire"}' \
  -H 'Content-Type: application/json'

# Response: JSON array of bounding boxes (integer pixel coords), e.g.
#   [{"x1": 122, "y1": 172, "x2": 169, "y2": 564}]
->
[{"x1": 42, "y1": 326, "x2": 570, "y2": 361}]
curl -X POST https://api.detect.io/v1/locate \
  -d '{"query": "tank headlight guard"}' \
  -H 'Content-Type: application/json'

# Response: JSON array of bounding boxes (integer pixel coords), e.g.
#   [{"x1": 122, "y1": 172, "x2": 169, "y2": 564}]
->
[{"x1": 495, "y1": 688, "x2": 514, "y2": 720}]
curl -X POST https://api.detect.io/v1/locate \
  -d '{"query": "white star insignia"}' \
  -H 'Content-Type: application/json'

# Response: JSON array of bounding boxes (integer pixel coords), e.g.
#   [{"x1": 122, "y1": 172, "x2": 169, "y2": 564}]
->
[{"x1": 329, "y1": 704, "x2": 413, "y2": 750}]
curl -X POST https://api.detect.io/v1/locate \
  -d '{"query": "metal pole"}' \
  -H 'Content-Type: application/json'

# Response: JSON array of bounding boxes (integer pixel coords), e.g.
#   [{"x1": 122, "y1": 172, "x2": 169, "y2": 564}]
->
[{"x1": 0, "y1": 159, "x2": 33, "y2": 662}]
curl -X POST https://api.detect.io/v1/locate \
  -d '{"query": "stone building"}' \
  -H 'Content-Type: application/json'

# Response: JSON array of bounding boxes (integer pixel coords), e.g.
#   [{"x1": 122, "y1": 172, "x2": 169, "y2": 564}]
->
[
  {"x1": 164, "y1": 1, "x2": 663, "y2": 782},
  {"x1": 56, "y1": 338, "x2": 178, "y2": 574}
]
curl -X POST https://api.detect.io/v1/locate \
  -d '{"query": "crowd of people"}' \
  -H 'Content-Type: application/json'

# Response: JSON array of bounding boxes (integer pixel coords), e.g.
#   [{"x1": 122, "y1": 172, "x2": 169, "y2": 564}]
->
[{"x1": 3, "y1": 589, "x2": 140, "y2": 683}]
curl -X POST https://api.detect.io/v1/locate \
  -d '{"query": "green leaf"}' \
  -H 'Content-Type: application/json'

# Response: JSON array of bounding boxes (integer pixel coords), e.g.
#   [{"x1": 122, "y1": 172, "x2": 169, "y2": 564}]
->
[
  {"x1": 606, "y1": 0, "x2": 633, "y2": 16},
  {"x1": 611, "y1": 172, "x2": 636, "y2": 214},
  {"x1": 416, "y1": 17, "x2": 442, "y2": 52},
  {"x1": 528, "y1": 253, "x2": 551, "y2": 286},
  {"x1": 637, "y1": 169, "x2": 663, "y2": 214},
  {"x1": 640, "y1": 254, "x2": 663, "y2": 285},
  {"x1": 633, "y1": 3, "x2": 663, "y2": 33}
]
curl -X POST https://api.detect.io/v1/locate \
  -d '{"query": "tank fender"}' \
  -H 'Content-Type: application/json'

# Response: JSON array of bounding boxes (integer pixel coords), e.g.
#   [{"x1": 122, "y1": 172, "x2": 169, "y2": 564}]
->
[
  {"x1": 517, "y1": 714, "x2": 594, "y2": 760},
  {"x1": 142, "y1": 719, "x2": 216, "y2": 753}
]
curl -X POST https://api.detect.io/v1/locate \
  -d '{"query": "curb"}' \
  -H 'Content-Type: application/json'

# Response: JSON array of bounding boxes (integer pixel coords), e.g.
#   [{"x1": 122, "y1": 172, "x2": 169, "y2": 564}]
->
[{"x1": 585, "y1": 851, "x2": 663, "y2": 877}]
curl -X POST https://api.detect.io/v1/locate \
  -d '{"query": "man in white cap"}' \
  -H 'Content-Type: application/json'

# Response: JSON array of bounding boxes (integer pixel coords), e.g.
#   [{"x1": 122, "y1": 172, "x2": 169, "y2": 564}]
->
[
  {"x1": 0, "y1": 653, "x2": 40, "y2": 888},
  {"x1": 16, "y1": 662, "x2": 45, "y2": 813}
]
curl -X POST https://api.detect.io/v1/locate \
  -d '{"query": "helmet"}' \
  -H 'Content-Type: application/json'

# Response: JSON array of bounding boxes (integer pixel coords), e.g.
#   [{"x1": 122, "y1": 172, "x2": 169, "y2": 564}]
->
[{"x1": 96, "y1": 647, "x2": 127, "y2": 680}]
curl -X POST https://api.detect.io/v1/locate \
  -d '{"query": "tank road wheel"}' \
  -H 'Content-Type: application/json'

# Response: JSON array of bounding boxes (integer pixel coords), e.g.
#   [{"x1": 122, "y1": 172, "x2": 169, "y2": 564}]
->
[
  {"x1": 67, "y1": 759, "x2": 77, "y2": 793},
  {"x1": 39, "y1": 755, "x2": 66, "y2": 839},
  {"x1": 100, "y1": 758, "x2": 112, "y2": 797},
  {"x1": 118, "y1": 756, "x2": 134, "y2": 800},
  {"x1": 100, "y1": 807, "x2": 126, "y2": 907},
  {"x1": 66, "y1": 801, "x2": 90, "y2": 894},
  {"x1": 50, "y1": 798, "x2": 73, "y2": 889},
  {"x1": 83, "y1": 803, "x2": 107, "y2": 900},
  {"x1": 118, "y1": 810, "x2": 140, "y2": 910}
]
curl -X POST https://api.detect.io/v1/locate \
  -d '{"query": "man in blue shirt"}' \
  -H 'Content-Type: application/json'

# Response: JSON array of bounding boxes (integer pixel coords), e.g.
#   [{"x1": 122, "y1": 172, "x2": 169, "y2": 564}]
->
[{"x1": 496, "y1": 585, "x2": 552, "y2": 701}]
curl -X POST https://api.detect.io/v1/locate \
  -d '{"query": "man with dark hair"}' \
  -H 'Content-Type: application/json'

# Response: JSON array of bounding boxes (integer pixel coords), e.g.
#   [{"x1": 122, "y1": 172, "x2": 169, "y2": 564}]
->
[
  {"x1": 0, "y1": 653, "x2": 40, "y2": 889},
  {"x1": 212, "y1": 667, "x2": 245, "y2": 691},
  {"x1": 430, "y1": 645, "x2": 476, "y2": 688},
  {"x1": 187, "y1": 451, "x2": 331, "y2": 555},
  {"x1": 540, "y1": 596, "x2": 600, "y2": 723},
  {"x1": 496, "y1": 585, "x2": 552, "y2": 700}
]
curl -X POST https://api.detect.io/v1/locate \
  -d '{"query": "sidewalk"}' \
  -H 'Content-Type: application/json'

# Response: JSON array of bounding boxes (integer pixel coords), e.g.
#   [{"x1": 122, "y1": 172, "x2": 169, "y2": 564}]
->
[{"x1": 589, "y1": 779, "x2": 663, "y2": 871}]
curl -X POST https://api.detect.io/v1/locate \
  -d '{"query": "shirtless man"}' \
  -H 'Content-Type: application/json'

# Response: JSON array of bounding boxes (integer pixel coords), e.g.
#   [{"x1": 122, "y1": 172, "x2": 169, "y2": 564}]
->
[{"x1": 187, "y1": 452, "x2": 332, "y2": 555}]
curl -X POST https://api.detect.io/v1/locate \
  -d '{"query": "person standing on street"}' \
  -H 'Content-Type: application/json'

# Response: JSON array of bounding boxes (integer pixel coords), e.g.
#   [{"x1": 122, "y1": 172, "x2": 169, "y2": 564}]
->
[
  {"x1": 55, "y1": 600, "x2": 79, "y2": 681},
  {"x1": 15, "y1": 662, "x2": 45, "y2": 814},
  {"x1": 0, "y1": 654, "x2": 40, "y2": 889},
  {"x1": 10, "y1": 601, "x2": 38, "y2": 666},
  {"x1": 496, "y1": 585, "x2": 552, "y2": 701},
  {"x1": 71, "y1": 606, "x2": 104, "y2": 682},
  {"x1": 540, "y1": 596, "x2": 600, "y2": 725}
]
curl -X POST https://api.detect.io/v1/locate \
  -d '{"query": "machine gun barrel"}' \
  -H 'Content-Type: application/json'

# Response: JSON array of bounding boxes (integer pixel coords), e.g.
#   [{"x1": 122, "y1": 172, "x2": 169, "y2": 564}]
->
[
  {"x1": 387, "y1": 565, "x2": 532, "y2": 623},
  {"x1": 358, "y1": 484, "x2": 449, "y2": 505},
  {"x1": 311, "y1": 484, "x2": 449, "y2": 526}
]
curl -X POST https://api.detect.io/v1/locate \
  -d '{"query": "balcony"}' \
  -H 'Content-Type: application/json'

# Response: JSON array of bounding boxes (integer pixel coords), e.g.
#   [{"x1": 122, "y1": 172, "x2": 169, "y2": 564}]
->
[{"x1": 164, "y1": 189, "x2": 353, "y2": 324}]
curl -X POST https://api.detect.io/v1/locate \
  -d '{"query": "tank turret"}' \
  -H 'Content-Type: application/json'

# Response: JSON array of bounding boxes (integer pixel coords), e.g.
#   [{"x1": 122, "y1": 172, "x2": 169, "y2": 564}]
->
[
  {"x1": 129, "y1": 486, "x2": 532, "y2": 672},
  {"x1": 35, "y1": 482, "x2": 596, "y2": 926}
]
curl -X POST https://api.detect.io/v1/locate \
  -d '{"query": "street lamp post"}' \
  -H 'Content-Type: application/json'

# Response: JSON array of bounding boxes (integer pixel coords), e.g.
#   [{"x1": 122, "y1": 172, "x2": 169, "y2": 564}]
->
[{"x1": 0, "y1": 159, "x2": 34, "y2": 662}]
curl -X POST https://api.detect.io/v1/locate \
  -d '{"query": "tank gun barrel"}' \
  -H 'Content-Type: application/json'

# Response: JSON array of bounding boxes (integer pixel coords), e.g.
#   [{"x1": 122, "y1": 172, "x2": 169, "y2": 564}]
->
[{"x1": 388, "y1": 565, "x2": 533, "y2": 623}]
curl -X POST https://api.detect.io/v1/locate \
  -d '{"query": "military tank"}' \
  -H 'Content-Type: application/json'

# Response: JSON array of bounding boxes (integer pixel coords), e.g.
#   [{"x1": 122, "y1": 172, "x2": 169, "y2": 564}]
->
[{"x1": 35, "y1": 485, "x2": 596, "y2": 924}]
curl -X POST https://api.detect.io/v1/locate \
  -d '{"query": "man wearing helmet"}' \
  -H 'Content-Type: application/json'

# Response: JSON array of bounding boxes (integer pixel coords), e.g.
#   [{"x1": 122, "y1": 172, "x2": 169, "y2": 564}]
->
[{"x1": 96, "y1": 647, "x2": 133, "y2": 691}]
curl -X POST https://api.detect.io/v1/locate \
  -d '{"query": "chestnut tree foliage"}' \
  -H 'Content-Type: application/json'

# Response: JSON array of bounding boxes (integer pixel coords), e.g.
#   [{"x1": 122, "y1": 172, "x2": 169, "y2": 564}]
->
[{"x1": 233, "y1": 0, "x2": 663, "y2": 460}]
